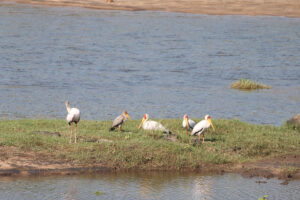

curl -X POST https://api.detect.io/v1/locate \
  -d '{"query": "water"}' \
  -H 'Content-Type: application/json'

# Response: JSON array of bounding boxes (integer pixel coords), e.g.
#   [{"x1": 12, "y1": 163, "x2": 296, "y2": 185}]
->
[
  {"x1": 0, "y1": 2, "x2": 299, "y2": 199},
  {"x1": 0, "y1": 172, "x2": 299, "y2": 200},
  {"x1": 0, "y1": 3, "x2": 300, "y2": 125}
]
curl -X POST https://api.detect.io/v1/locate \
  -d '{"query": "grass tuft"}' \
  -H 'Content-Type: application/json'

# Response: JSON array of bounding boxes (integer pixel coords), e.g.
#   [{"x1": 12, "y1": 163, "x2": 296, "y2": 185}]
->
[{"x1": 231, "y1": 79, "x2": 271, "y2": 90}]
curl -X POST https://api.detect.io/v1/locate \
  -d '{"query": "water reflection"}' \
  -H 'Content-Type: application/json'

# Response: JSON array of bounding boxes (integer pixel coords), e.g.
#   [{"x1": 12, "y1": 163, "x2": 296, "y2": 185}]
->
[
  {"x1": 0, "y1": 172, "x2": 299, "y2": 200},
  {"x1": 192, "y1": 176, "x2": 213, "y2": 199}
]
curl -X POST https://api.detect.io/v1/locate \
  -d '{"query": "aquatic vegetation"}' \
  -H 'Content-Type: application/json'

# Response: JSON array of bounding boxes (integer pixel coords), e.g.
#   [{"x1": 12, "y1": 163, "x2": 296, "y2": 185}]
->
[
  {"x1": 94, "y1": 190, "x2": 104, "y2": 196},
  {"x1": 231, "y1": 79, "x2": 271, "y2": 90},
  {"x1": 258, "y1": 195, "x2": 268, "y2": 200}
]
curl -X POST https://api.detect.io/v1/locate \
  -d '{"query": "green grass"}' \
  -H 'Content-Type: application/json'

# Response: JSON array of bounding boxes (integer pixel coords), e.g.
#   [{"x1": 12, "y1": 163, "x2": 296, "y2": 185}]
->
[
  {"x1": 231, "y1": 79, "x2": 271, "y2": 90},
  {"x1": 0, "y1": 118, "x2": 299, "y2": 170}
]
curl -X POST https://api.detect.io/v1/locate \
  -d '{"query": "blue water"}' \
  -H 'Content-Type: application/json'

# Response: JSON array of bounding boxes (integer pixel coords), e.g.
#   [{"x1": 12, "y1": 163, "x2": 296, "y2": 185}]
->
[{"x1": 0, "y1": 3, "x2": 299, "y2": 125}]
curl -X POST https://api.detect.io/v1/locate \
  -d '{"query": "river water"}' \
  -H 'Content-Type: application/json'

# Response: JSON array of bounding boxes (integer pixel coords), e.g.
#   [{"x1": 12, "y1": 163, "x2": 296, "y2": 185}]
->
[
  {"x1": 0, "y1": 2, "x2": 300, "y2": 199},
  {"x1": 0, "y1": 3, "x2": 299, "y2": 125},
  {"x1": 0, "y1": 172, "x2": 299, "y2": 200}
]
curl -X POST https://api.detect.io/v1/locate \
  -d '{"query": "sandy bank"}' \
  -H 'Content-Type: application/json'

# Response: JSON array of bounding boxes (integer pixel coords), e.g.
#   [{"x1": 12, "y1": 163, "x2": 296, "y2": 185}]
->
[{"x1": 2, "y1": 0, "x2": 300, "y2": 17}]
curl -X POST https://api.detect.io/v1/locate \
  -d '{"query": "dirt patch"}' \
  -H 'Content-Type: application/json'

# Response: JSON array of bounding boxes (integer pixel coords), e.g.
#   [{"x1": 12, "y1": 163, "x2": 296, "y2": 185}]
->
[
  {"x1": 0, "y1": 146, "x2": 111, "y2": 176},
  {"x1": 228, "y1": 154, "x2": 300, "y2": 183},
  {"x1": 2, "y1": 0, "x2": 300, "y2": 18}
]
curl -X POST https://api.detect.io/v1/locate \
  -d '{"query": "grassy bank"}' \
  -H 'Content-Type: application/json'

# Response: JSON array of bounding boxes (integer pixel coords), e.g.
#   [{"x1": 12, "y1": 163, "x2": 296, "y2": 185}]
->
[{"x1": 0, "y1": 119, "x2": 299, "y2": 171}]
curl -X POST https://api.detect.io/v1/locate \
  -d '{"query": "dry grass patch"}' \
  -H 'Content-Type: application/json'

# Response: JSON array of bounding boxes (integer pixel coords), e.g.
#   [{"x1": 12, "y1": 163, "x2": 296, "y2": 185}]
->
[{"x1": 231, "y1": 79, "x2": 271, "y2": 90}]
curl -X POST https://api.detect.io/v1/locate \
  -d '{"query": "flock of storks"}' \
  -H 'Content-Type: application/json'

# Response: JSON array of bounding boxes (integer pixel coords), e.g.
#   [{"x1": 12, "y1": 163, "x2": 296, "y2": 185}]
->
[{"x1": 65, "y1": 101, "x2": 215, "y2": 144}]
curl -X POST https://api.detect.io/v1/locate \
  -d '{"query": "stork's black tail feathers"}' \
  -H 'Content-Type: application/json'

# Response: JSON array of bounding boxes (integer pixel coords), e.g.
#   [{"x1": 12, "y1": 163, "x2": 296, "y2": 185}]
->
[{"x1": 109, "y1": 127, "x2": 115, "y2": 131}]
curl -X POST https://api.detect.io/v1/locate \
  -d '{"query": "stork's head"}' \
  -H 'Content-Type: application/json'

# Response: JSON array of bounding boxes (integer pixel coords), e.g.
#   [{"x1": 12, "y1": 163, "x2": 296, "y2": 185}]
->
[
  {"x1": 138, "y1": 114, "x2": 149, "y2": 129},
  {"x1": 184, "y1": 114, "x2": 190, "y2": 129},
  {"x1": 144, "y1": 114, "x2": 149, "y2": 120},
  {"x1": 205, "y1": 115, "x2": 215, "y2": 131},
  {"x1": 122, "y1": 110, "x2": 131, "y2": 119},
  {"x1": 65, "y1": 101, "x2": 69, "y2": 106}
]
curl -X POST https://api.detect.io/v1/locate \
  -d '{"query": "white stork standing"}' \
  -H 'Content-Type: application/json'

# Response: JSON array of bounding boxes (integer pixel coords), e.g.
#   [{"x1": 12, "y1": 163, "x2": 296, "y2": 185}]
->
[
  {"x1": 191, "y1": 115, "x2": 215, "y2": 144},
  {"x1": 182, "y1": 114, "x2": 196, "y2": 135},
  {"x1": 65, "y1": 101, "x2": 80, "y2": 144},
  {"x1": 138, "y1": 114, "x2": 171, "y2": 134},
  {"x1": 110, "y1": 110, "x2": 131, "y2": 132}
]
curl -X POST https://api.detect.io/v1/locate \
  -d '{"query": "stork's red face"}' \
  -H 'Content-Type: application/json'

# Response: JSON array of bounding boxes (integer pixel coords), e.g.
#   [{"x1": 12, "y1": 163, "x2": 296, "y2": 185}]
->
[
  {"x1": 184, "y1": 114, "x2": 188, "y2": 119},
  {"x1": 139, "y1": 114, "x2": 148, "y2": 129},
  {"x1": 206, "y1": 115, "x2": 215, "y2": 131}
]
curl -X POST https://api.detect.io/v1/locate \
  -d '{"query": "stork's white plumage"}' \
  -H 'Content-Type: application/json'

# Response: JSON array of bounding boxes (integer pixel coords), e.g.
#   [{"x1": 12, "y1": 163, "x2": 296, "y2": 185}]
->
[
  {"x1": 191, "y1": 115, "x2": 215, "y2": 143},
  {"x1": 138, "y1": 114, "x2": 171, "y2": 134},
  {"x1": 182, "y1": 114, "x2": 196, "y2": 135},
  {"x1": 65, "y1": 101, "x2": 80, "y2": 143}
]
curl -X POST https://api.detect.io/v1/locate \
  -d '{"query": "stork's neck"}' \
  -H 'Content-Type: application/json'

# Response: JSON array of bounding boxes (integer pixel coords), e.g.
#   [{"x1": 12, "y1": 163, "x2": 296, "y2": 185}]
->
[
  {"x1": 65, "y1": 103, "x2": 71, "y2": 113},
  {"x1": 123, "y1": 114, "x2": 129, "y2": 121}
]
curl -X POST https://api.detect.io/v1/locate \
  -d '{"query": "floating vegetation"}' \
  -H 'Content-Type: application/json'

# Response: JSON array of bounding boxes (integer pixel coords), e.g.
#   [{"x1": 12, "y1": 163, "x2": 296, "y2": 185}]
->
[
  {"x1": 231, "y1": 79, "x2": 271, "y2": 90},
  {"x1": 94, "y1": 191, "x2": 104, "y2": 196},
  {"x1": 258, "y1": 195, "x2": 268, "y2": 200}
]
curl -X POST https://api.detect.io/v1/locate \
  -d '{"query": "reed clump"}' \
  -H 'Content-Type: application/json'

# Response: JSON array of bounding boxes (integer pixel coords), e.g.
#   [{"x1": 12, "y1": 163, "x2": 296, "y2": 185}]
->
[{"x1": 231, "y1": 79, "x2": 271, "y2": 90}]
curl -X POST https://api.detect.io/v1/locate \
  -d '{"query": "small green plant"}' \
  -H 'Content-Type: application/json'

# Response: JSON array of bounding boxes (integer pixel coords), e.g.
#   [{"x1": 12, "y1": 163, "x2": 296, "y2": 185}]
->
[
  {"x1": 231, "y1": 79, "x2": 271, "y2": 90},
  {"x1": 258, "y1": 195, "x2": 268, "y2": 200},
  {"x1": 94, "y1": 190, "x2": 103, "y2": 196}
]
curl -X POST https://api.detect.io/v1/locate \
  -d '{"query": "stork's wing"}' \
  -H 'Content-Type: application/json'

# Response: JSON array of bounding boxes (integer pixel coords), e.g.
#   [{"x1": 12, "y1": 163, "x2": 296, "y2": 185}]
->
[
  {"x1": 189, "y1": 119, "x2": 196, "y2": 129},
  {"x1": 111, "y1": 115, "x2": 124, "y2": 128},
  {"x1": 192, "y1": 128, "x2": 204, "y2": 136}
]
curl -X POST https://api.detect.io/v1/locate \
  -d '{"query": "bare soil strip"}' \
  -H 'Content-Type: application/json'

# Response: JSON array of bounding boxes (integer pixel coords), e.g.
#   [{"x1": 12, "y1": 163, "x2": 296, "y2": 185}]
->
[{"x1": 1, "y1": 0, "x2": 300, "y2": 17}]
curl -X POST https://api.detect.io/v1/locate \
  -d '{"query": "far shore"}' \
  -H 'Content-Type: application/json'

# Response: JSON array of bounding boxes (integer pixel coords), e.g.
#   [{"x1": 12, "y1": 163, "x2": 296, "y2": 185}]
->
[{"x1": 1, "y1": 0, "x2": 300, "y2": 17}]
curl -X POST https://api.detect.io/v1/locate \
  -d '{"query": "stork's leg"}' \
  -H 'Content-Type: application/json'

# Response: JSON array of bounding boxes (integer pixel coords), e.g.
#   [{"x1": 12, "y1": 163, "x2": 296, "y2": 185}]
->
[
  {"x1": 118, "y1": 125, "x2": 121, "y2": 132},
  {"x1": 75, "y1": 123, "x2": 78, "y2": 144},
  {"x1": 202, "y1": 133, "x2": 205, "y2": 144},
  {"x1": 69, "y1": 123, "x2": 73, "y2": 144},
  {"x1": 198, "y1": 134, "x2": 201, "y2": 141},
  {"x1": 186, "y1": 128, "x2": 189, "y2": 136}
]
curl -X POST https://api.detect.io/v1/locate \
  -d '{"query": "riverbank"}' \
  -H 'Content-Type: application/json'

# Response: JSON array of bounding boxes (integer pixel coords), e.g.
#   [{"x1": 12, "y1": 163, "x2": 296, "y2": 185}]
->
[
  {"x1": 0, "y1": 119, "x2": 299, "y2": 181},
  {"x1": 1, "y1": 0, "x2": 300, "y2": 17}
]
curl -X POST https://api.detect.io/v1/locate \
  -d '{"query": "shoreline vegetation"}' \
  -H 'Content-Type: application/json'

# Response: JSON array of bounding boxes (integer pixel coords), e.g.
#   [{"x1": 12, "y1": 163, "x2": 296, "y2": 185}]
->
[
  {"x1": 0, "y1": 119, "x2": 299, "y2": 182},
  {"x1": 1, "y1": 0, "x2": 300, "y2": 18}
]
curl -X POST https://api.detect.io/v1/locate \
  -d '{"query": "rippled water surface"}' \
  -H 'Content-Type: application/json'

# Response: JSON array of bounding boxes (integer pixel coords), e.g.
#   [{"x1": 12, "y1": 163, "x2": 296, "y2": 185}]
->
[
  {"x1": 0, "y1": 172, "x2": 299, "y2": 200},
  {"x1": 0, "y1": 3, "x2": 300, "y2": 124}
]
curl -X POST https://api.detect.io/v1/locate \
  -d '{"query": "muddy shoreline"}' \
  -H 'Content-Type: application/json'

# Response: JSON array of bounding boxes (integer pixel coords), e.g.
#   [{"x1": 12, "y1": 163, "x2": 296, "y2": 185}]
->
[
  {"x1": 1, "y1": 0, "x2": 300, "y2": 17},
  {"x1": 1, "y1": 151, "x2": 299, "y2": 184}
]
